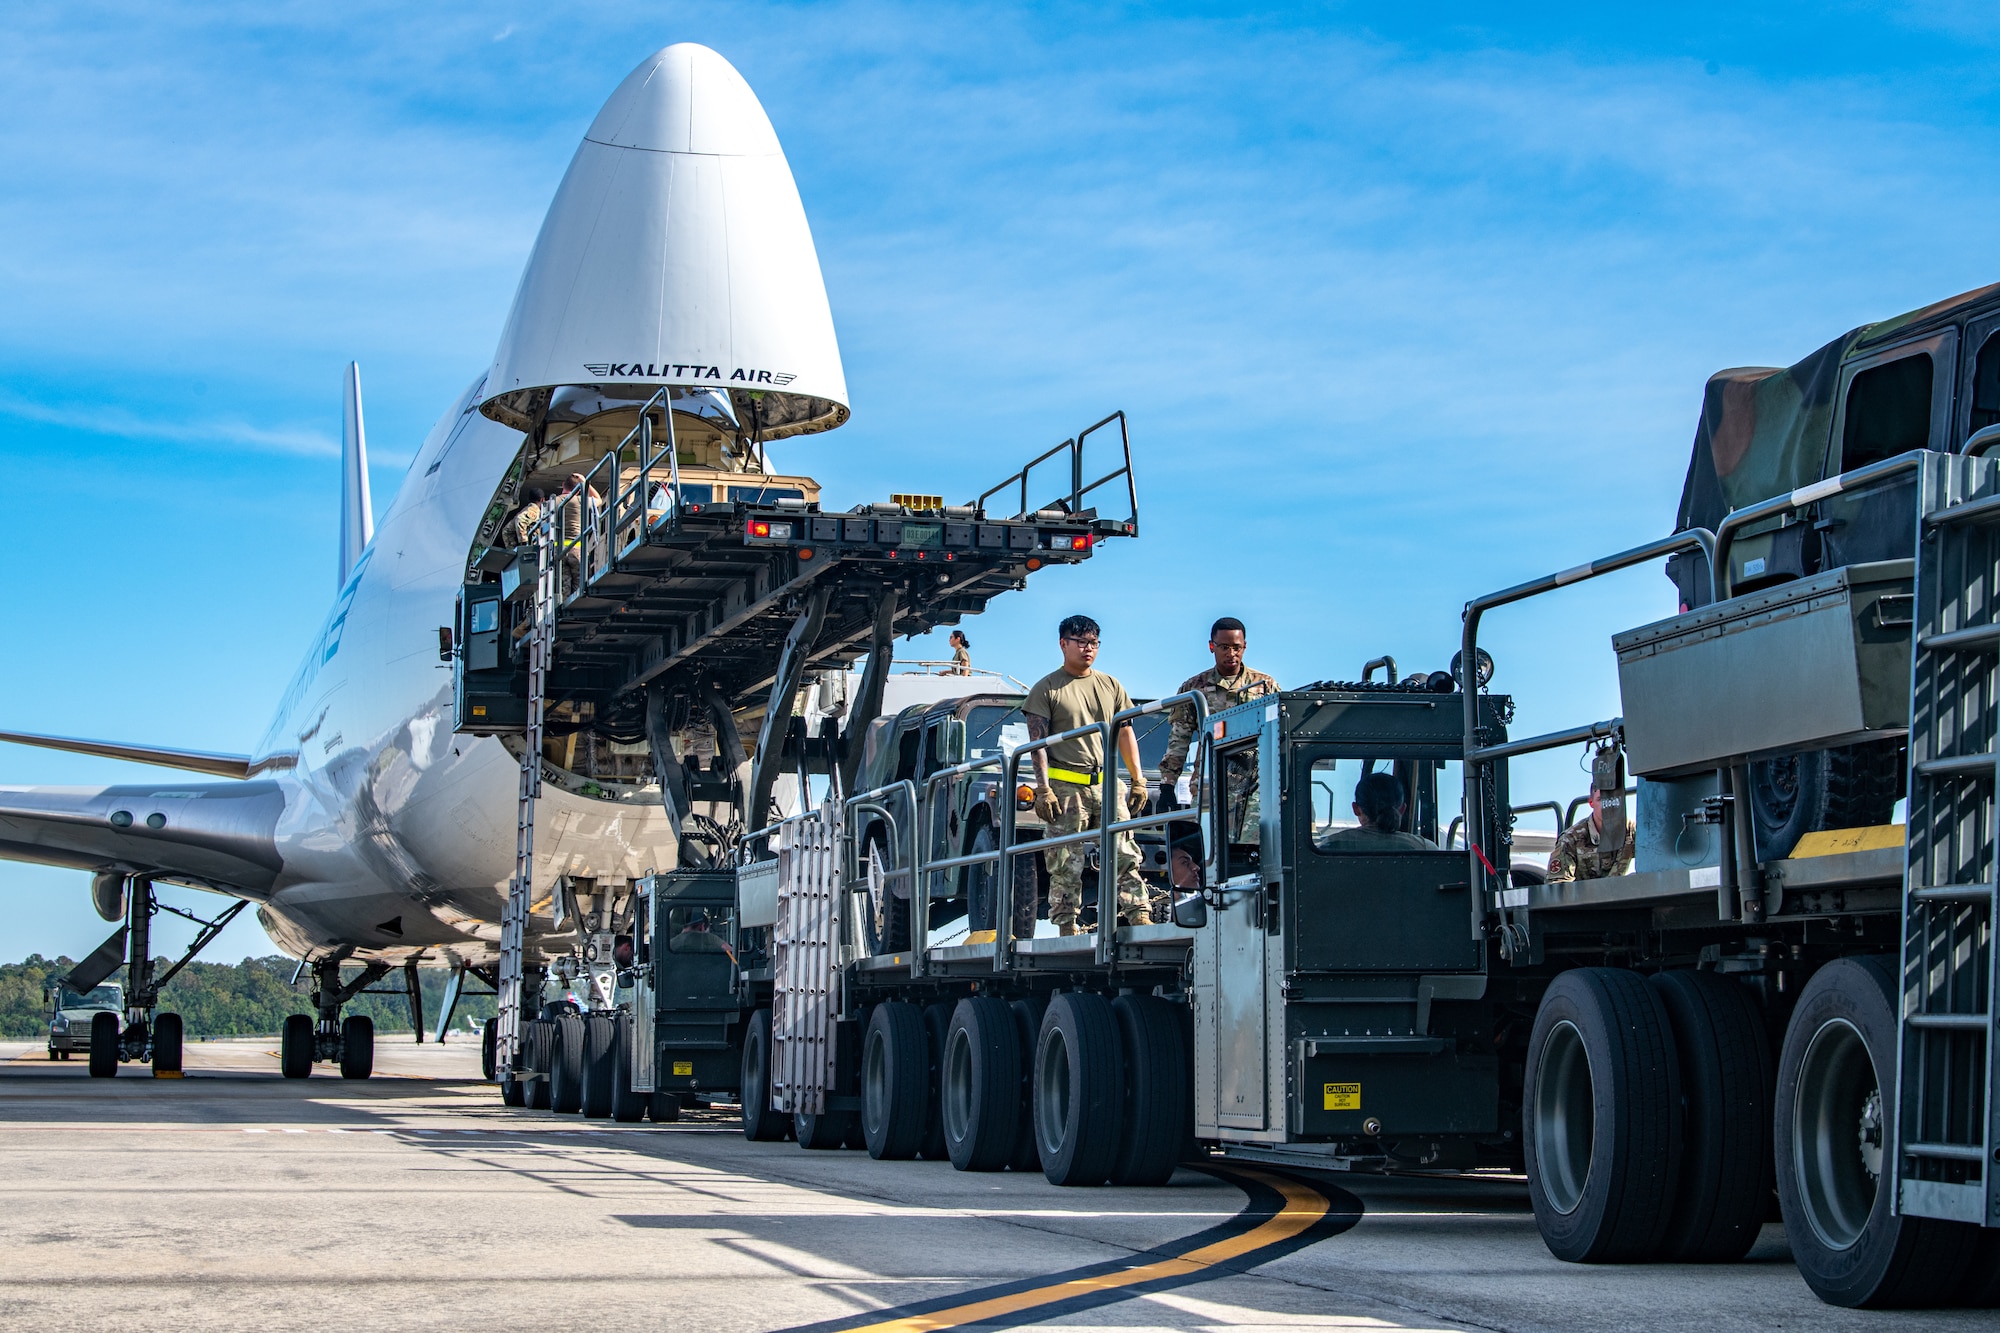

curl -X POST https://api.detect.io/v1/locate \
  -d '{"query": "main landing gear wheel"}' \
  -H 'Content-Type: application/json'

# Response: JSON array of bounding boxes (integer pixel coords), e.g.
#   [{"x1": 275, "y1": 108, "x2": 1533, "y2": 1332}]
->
[
  {"x1": 862, "y1": 1002, "x2": 928, "y2": 1160},
  {"x1": 1109, "y1": 993, "x2": 1187, "y2": 1186},
  {"x1": 1775, "y1": 956, "x2": 1979, "y2": 1307},
  {"x1": 1524, "y1": 967, "x2": 1682, "y2": 1263},
  {"x1": 942, "y1": 997, "x2": 1020, "y2": 1172},
  {"x1": 549, "y1": 1013, "x2": 585, "y2": 1113},
  {"x1": 580, "y1": 1013, "x2": 617, "y2": 1118},
  {"x1": 339, "y1": 1014, "x2": 374, "y2": 1081},
  {"x1": 610, "y1": 1014, "x2": 648, "y2": 1123},
  {"x1": 739, "y1": 1008, "x2": 787, "y2": 1141},
  {"x1": 152, "y1": 1012, "x2": 184, "y2": 1076},
  {"x1": 1033, "y1": 992, "x2": 1123, "y2": 1186},
  {"x1": 1650, "y1": 970, "x2": 1771, "y2": 1261},
  {"x1": 280, "y1": 1014, "x2": 313, "y2": 1079},
  {"x1": 87, "y1": 1011, "x2": 119, "y2": 1079}
]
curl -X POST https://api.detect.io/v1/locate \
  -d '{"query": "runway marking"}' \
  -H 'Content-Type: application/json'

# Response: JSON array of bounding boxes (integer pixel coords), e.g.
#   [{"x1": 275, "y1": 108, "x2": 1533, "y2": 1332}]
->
[{"x1": 785, "y1": 1166, "x2": 1360, "y2": 1333}]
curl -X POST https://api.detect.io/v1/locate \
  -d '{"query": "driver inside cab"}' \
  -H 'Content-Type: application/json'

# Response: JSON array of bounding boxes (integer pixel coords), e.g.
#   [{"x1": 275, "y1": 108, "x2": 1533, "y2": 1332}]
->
[{"x1": 1316, "y1": 771, "x2": 1438, "y2": 852}]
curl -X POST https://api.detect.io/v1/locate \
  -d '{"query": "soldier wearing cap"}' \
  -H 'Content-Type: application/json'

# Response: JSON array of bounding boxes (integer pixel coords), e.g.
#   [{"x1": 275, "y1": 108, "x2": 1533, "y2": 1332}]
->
[
  {"x1": 1158, "y1": 617, "x2": 1280, "y2": 797},
  {"x1": 1024, "y1": 614, "x2": 1150, "y2": 933}
]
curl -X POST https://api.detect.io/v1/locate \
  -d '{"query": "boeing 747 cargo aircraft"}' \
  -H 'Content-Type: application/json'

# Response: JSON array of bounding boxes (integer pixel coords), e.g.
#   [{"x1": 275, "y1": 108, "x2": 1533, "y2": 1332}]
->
[{"x1": 0, "y1": 43, "x2": 859, "y2": 1077}]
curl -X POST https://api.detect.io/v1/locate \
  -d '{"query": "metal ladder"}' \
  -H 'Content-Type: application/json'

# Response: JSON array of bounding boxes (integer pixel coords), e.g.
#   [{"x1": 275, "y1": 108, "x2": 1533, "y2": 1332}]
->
[
  {"x1": 495, "y1": 511, "x2": 559, "y2": 1077},
  {"x1": 1896, "y1": 449, "x2": 2000, "y2": 1226}
]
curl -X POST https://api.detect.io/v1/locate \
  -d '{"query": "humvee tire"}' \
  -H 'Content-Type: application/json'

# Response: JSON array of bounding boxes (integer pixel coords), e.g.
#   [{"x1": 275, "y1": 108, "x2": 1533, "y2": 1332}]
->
[
  {"x1": 1775, "y1": 956, "x2": 1979, "y2": 1307},
  {"x1": 1749, "y1": 740, "x2": 1903, "y2": 860}
]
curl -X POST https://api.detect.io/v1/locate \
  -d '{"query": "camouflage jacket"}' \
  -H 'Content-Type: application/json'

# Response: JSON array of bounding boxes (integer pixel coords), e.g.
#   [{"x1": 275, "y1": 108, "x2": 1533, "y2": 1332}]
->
[
  {"x1": 1159, "y1": 665, "x2": 1281, "y2": 782},
  {"x1": 1545, "y1": 817, "x2": 1636, "y2": 884}
]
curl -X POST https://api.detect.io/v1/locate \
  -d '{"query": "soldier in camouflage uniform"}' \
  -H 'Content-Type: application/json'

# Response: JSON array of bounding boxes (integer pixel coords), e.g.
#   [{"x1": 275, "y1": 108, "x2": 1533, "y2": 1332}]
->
[
  {"x1": 1158, "y1": 617, "x2": 1281, "y2": 795},
  {"x1": 1545, "y1": 790, "x2": 1637, "y2": 883}
]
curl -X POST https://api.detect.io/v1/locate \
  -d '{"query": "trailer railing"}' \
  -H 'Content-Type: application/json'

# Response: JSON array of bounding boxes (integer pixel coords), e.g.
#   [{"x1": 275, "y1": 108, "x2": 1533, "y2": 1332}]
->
[
  {"x1": 1460, "y1": 527, "x2": 1717, "y2": 956},
  {"x1": 974, "y1": 411, "x2": 1139, "y2": 534},
  {"x1": 562, "y1": 385, "x2": 686, "y2": 597}
]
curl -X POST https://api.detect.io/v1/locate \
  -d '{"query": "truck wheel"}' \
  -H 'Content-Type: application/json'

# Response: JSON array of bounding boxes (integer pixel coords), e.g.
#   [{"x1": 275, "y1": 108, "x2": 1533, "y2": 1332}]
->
[
  {"x1": 610, "y1": 1014, "x2": 648, "y2": 1122},
  {"x1": 1033, "y1": 992, "x2": 1124, "y2": 1186},
  {"x1": 649, "y1": 1091, "x2": 682, "y2": 1122},
  {"x1": 339, "y1": 1015, "x2": 374, "y2": 1080},
  {"x1": 1524, "y1": 967, "x2": 1682, "y2": 1262},
  {"x1": 863, "y1": 1002, "x2": 928, "y2": 1160},
  {"x1": 88, "y1": 1011, "x2": 120, "y2": 1078},
  {"x1": 795, "y1": 1108, "x2": 855, "y2": 1149},
  {"x1": 1650, "y1": 970, "x2": 1771, "y2": 1261},
  {"x1": 280, "y1": 1014, "x2": 313, "y2": 1080},
  {"x1": 1776, "y1": 956, "x2": 1979, "y2": 1307},
  {"x1": 1749, "y1": 740, "x2": 1902, "y2": 860},
  {"x1": 549, "y1": 1014, "x2": 585, "y2": 1112},
  {"x1": 918, "y1": 1002, "x2": 952, "y2": 1160},
  {"x1": 524, "y1": 1020, "x2": 553, "y2": 1109},
  {"x1": 1009, "y1": 999, "x2": 1046, "y2": 1172},
  {"x1": 152, "y1": 1012, "x2": 184, "y2": 1075},
  {"x1": 943, "y1": 997, "x2": 1020, "y2": 1171},
  {"x1": 580, "y1": 1013, "x2": 617, "y2": 1118},
  {"x1": 740, "y1": 1008, "x2": 787, "y2": 1140},
  {"x1": 1110, "y1": 994, "x2": 1187, "y2": 1186},
  {"x1": 482, "y1": 1018, "x2": 498, "y2": 1083}
]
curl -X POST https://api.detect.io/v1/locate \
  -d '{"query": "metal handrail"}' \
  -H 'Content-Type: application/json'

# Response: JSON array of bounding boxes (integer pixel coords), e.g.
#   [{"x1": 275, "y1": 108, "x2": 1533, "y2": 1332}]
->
[
  {"x1": 1459, "y1": 526, "x2": 1716, "y2": 950},
  {"x1": 564, "y1": 386, "x2": 687, "y2": 598},
  {"x1": 972, "y1": 411, "x2": 1138, "y2": 532}
]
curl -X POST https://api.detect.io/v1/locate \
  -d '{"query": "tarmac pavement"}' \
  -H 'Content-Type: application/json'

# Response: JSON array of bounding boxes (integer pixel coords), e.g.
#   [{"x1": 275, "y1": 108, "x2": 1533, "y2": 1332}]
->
[{"x1": 1, "y1": 1037, "x2": 1995, "y2": 1332}]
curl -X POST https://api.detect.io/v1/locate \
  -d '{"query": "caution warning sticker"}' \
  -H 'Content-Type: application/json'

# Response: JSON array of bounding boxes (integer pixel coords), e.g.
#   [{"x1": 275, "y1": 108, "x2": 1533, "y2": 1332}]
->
[
  {"x1": 1323, "y1": 1082, "x2": 1360, "y2": 1111},
  {"x1": 672, "y1": 1061, "x2": 694, "y2": 1076}
]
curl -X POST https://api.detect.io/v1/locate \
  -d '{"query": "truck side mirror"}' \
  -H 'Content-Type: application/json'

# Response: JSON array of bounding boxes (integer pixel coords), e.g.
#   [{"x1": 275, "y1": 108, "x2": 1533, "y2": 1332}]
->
[
  {"x1": 1172, "y1": 893, "x2": 1208, "y2": 929},
  {"x1": 438, "y1": 627, "x2": 455, "y2": 662}
]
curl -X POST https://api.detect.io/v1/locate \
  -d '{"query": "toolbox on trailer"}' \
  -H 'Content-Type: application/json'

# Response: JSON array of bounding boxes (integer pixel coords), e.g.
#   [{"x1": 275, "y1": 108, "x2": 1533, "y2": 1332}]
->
[{"x1": 1612, "y1": 558, "x2": 1914, "y2": 776}]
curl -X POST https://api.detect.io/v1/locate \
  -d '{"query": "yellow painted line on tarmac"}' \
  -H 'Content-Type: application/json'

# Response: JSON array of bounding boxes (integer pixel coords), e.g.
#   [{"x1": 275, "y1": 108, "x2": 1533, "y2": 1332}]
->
[{"x1": 837, "y1": 1168, "x2": 1329, "y2": 1333}]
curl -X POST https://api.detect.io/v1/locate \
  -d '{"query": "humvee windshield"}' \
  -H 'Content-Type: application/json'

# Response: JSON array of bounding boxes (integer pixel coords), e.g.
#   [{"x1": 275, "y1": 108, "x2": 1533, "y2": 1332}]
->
[
  {"x1": 964, "y1": 702, "x2": 1171, "y2": 772},
  {"x1": 56, "y1": 984, "x2": 122, "y2": 1011}
]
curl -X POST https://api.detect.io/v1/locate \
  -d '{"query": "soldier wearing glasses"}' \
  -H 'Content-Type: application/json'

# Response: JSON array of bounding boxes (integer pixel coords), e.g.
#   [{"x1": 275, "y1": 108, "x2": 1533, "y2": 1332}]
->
[{"x1": 1023, "y1": 614, "x2": 1151, "y2": 933}]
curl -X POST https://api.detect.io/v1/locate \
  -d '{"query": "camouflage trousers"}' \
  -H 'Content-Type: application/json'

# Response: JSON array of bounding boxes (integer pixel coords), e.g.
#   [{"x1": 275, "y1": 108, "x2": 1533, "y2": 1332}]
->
[{"x1": 1046, "y1": 779, "x2": 1149, "y2": 927}]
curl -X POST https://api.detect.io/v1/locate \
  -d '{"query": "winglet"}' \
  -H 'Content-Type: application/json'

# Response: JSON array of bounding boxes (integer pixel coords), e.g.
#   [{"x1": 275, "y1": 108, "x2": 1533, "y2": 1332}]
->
[
  {"x1": 0, "y1": 730, "x2": 252, "y2": 780},
  {"x1": 340, "y1": 360, "x2": 374, "y2": 587}
]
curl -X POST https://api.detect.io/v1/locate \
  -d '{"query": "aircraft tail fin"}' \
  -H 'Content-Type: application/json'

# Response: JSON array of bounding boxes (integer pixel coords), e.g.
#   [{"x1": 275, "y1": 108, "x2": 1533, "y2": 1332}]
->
[{"x1": 340, "y1": 360, "x2": 374, "y2": 587}]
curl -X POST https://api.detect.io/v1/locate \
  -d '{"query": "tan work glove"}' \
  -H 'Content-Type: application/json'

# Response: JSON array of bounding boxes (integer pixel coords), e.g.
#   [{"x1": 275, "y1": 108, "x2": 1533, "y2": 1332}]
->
[
  {"x1": 1126, "y1": 780, "x2": 1150, "y2": 817},
  {"x1": 1036, "y1": 785, "x2": 1062, "y2": 823}
]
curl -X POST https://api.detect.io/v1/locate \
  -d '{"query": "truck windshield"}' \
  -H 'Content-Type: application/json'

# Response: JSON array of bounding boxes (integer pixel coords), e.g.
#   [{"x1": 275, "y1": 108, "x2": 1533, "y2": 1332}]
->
[
  {"x1": 1310, "y1": 757, "x2": 1462, "y2": 853},
  {"x1": 57, "y1": 985, "x2": 122, "y2": 1010}
]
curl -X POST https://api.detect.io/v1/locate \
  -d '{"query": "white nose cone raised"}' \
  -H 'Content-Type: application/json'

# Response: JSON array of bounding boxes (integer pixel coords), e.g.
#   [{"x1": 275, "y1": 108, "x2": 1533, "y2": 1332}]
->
[{"x1": 481, "y1": 44, "x2": 849, "y2": 440}]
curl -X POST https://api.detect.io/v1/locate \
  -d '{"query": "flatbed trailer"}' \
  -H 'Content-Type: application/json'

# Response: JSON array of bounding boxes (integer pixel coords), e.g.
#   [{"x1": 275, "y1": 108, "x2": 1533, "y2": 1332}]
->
[{"x1": 633, "y1": 445, "x2": 2000, "y2": 1311}]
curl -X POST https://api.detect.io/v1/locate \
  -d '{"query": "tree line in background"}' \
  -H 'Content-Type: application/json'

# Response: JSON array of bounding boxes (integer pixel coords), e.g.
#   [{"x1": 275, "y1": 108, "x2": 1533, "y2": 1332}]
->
[{"x1": 0, "y1": 955, "x2": 496, "y2": 1040}]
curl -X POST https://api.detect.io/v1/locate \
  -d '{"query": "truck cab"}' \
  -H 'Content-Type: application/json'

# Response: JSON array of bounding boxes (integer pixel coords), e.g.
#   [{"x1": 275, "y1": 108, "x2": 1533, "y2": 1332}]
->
[
  {"x1": 46, "y1": 981, "x2": 123, "y2": 1061},
  {"x1": 1188, "y1": 682, "x2": 1509, "y2": 1162}
]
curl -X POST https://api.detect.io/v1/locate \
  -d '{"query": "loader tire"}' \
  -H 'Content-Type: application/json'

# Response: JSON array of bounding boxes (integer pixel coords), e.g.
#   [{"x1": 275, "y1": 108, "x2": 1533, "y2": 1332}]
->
[
  {"x1": 942, "y1": 997, "x2": 1020, "y2": 1171},
  {"x1": 1033, "y1": 992, "x2": 1123, "y2": 1186},
  {"x1": 863, "y1": 1002, "x2": 928, "y2": 1160}
]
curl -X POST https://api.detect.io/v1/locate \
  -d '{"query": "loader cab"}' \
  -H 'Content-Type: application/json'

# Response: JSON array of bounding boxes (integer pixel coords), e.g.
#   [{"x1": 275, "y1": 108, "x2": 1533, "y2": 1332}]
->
[
  {"x1": 645, "y1": 868, "x2": 744, "y2": 1099},
  {"x1": 1191, "y1": 685, "x2": 1508, "y2": 1146}
]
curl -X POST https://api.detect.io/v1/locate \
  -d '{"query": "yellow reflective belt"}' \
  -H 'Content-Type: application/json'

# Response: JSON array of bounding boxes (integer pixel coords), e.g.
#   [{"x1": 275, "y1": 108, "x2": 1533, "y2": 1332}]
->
[{"x1": 1047, "y1": 766, "x2": 1099, "y2": 785}]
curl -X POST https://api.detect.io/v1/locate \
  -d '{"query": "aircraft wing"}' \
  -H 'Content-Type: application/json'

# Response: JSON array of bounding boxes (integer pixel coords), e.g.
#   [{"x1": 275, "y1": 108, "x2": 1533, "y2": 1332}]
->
[{"x1": 0, "y1": 781, "x2": 285, "y2": 898}]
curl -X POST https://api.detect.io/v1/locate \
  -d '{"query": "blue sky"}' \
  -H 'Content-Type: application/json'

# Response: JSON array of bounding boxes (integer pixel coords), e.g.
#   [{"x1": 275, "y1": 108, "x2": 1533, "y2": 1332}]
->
[{"x1": 3, "y1": 1, "x2": 1997, "y2": 961}]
